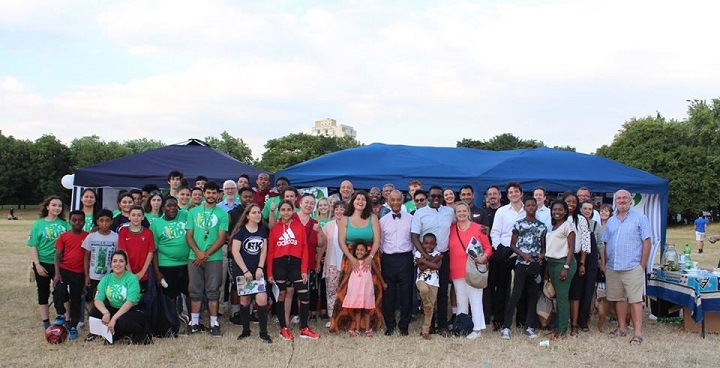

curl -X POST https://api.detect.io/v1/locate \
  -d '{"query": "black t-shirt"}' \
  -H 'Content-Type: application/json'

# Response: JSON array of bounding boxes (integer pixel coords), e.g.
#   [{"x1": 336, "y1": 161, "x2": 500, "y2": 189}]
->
[
  {"x1": 231, "y1": 224, "x2": 269, "y2": 272},
  {"x1": 110, "y1": 214, "x2": 150, "y2": 232},
  {"x1": 484, "y1": 206, "x2": 500, "y2": 233},
  {"x1": 470, "y1": 205, "x2": 489, "y2": 226}
]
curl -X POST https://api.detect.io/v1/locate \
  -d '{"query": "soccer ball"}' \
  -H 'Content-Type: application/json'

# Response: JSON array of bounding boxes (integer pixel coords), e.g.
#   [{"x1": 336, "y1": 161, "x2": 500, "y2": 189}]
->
[{"x1": 45, "y1": 325, "x2": 68, "y2": 344}]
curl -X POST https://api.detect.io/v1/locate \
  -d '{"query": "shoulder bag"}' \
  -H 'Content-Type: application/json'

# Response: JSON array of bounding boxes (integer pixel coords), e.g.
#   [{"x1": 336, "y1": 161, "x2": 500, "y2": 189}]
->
[{"x1": 455, "y1": 225, "x2": 488, "y2": 289}]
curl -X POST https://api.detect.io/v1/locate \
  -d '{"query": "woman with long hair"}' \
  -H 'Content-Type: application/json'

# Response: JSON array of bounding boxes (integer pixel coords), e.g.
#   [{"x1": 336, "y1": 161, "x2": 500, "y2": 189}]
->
[
  {"x1": 111, "y1": 192, "x2": 149, "y2": 232},
  {"x1": 229, "y1": 204, "x2": 272, "y2": 343},
  {"x1": 314, "y1": 197, "x2": 332, "y2": 228},
  {"x1": 27, "y1": 195, "x2": 69, "y2": 329},
  {"x1": 332, "y1": 190, "x2": 383, "y2": 333},
  {"x1": 267, "y1": 200, "x2": 319, "y2": 340},
  {"x1": 143, "y1": 191, "x2": 163, "y2": 225},
  {"x1": 443, "y1": 188, "x2": 457, "y2": 208},
  {"x1": 79, "y1": 188, "x2": 100, "y2": 232},
  {"x1": 90, "y1": 250, "x2": 151, "y2": 344},
  {"x1": 564, "y1": 193, "x2": 591, "y2": 336}
]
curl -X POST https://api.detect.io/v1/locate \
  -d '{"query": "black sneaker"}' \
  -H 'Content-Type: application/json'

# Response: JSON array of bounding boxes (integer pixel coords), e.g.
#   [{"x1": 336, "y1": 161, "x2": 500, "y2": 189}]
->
[
  {"x1": 250, "y1": 314, "x2": 259, "y2": 324},
  {"x1": 236, "y1": 330, "x2": 251, "y2": 340},
  {"x1": 259, "y1": 333, "x2": 273, "y2": 344},
  {"x1": 187, "y1": 324, "x2": 202, "y2": 335},
  {"x1": 85, "y1": 333, "x2": 98, "y2": 342},
  {"x1": 229, "y1": 312, "x2": 242, "y2": 325},
  {"x1": 210, "y1": 325, "x2": 222, "y2": 338},
  {"x1": 699, "y1": 249, "x2": 704, "y2": 254}
]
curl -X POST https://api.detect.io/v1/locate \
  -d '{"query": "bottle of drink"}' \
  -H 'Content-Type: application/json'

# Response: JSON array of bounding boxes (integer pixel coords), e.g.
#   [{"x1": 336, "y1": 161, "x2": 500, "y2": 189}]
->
[{"x1": 684, "y1": 244, "x2": 692, "y2": 270}]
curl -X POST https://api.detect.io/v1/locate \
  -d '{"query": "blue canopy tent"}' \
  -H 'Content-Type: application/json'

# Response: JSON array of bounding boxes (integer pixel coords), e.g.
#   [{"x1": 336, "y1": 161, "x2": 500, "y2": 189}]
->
[
  {"x1": 275, "y1": 143, "x2": 497, "y2": 196},
  {"x1": 71, "y1": 139, "x2": 265, "y2": 208},
  {"x1": 276, "y1": 143, "x2": 669, "y2": 270}
]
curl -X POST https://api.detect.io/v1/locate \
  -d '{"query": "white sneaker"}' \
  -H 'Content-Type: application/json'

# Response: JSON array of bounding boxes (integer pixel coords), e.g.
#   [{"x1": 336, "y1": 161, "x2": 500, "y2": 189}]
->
[
  {"x1": 524, "y1": 327, "x2": 537, "y2": 339},
  {"x1": 291, "y1": 315, "x2": 300, "y2": 324},
  {"x1": 466, "y1": 331, "x2": 481, "y2": 339},
  {"x1": 501, "y1": 328, "x2": 510, "y2": 340},
  {"x1": 325, "y1": 321, "x2": 331, "y2": 328}
]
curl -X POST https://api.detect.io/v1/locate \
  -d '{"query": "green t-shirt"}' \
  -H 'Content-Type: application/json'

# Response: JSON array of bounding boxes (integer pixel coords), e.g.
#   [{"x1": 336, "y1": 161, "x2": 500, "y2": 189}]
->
[
  {"x1": 186, "y1": 205, "x2": 229, "y2": 262},
  {"x1": 112, "y1": 209, "x2": 121, "y2": 218},
  {"x1": 83, "y1": 213, "x2": 94, "y2": 232},
  {"x1": 151, "y1": 212, "x2": 190, "y2": 266},
  {"x1": 145, "y1": 213, "x2": 160, "y2": 226},
  {"x1": 262, "y1": 196, "x2": 281, "y2": 221},
  {"x1": 27, "y1": 218, "x2": 70, "y2": 264},
  {"x1": 404, "y1": 200, "x2": 416, "y2": 213},
  {"x1": 318, "y1": 218, "x2": 331, "y2": 228},
  {"x1": 95, "y1": 271, "x2": 141, "y2": 309}
]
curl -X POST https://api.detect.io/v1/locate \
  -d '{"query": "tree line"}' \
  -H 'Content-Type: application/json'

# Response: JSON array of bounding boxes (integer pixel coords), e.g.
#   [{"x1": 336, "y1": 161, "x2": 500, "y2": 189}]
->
[{"x1": 2, "y1": 98, "x2": 718, "y2": 217}]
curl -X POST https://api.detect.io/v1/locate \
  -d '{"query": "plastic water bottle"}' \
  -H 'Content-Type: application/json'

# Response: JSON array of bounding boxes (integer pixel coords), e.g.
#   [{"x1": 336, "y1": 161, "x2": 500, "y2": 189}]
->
[{"x1": 684, "y1": 244, "x2": 692, "y2": 270}]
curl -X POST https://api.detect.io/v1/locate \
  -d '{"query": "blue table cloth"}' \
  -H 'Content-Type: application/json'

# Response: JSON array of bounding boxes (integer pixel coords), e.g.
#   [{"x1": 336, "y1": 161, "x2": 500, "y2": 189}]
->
[{"x1": 647, "y1": 269, "x2": 720, "y2": 323}]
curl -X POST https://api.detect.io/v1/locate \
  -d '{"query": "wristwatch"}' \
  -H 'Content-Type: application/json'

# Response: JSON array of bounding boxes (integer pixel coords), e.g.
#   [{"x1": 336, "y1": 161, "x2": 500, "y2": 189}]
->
[{"x1": 563, "y1": 264, "x2": 570, "y2": 269}]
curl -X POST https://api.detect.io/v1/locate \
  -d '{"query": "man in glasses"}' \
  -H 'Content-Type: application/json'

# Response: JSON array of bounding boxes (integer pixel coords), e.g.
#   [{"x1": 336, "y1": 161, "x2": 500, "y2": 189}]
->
[
  {"x1": 411, "y1": 185, "x2": 455, "y2": 336},
  {"x1": 411, "y1": 190, "x2": 427, "y2": 215}
]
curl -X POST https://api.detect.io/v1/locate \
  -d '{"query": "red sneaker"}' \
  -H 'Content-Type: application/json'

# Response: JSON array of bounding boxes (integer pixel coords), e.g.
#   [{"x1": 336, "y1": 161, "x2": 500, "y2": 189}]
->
[
  {"x1": 300, "y1": 327, "x2": 320, "y2": 340},
  {"x1": 280, "y1": 327, "x2": 294, "y2": 341}
]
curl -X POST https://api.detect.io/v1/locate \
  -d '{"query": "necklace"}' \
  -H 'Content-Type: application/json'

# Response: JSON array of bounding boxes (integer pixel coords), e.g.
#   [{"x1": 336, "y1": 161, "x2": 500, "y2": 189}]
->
[{"x1": 202, "y1": 206, "x2": 218, "y2": 241}]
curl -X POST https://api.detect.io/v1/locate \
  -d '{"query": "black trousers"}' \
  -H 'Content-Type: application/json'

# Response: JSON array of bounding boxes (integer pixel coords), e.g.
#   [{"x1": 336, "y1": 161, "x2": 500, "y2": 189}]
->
[
  {"x1": 484, "y1": 245, "x2": 513, "y2": 328},
  {"x1": 381, "y1": 252, "x2": 414, "y2": 331},
  {"x1": 90, "y1": 303, "x2": 150, "y2": 344},
  {"x1": 53, "y1": 269, "x2": 84, "y2": 328},
  {"x1": 578, "y1": 242, "x2": 600, "y2": 328},
  {"x1": 503, "y1": 263, "x2": 541, "y2": 329}
]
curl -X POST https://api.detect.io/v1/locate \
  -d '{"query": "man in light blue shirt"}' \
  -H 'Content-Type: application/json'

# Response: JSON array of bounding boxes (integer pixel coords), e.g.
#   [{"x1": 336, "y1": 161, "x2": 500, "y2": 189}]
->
[
  {"x1": 602, "y1": 189, "x2": 651, "y2": 344},
  {"x1": 533, "y1": 187, "x2": 552, "y2": 231}
]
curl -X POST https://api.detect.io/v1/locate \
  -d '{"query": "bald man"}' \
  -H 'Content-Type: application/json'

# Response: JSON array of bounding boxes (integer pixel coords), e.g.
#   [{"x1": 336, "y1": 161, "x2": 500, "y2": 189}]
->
[
  {"x1": 339, "y1": 180, "x2": 354, "y2": 203},
  {"x1": 602, "y1": 189, "x2": 651, "y2": 345}
]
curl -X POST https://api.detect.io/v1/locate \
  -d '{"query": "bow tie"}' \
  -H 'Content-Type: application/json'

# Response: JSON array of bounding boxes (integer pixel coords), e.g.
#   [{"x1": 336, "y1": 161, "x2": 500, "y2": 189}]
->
[{"x1": 392, "y1": 213, "x2": 401, "y2": 219}]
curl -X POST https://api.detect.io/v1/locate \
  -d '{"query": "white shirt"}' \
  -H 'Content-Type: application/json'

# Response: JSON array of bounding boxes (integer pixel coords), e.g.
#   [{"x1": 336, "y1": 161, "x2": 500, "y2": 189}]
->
[
  {"x1": 490, "y1": 203, "x2": 526, "y2": 249},
  {"x1": 411, "y1": 205, "x2": 455, "y2": 253}
]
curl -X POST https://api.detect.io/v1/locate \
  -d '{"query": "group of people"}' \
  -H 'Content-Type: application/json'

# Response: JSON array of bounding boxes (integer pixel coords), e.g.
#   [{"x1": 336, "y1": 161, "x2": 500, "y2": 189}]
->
[{"x1": 27, "y1": 171, "x2": 652, "y2": 346}]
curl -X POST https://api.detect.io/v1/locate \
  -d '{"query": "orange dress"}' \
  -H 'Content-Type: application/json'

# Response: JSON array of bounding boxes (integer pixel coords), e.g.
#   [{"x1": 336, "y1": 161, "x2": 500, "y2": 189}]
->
[{"x1": 330, "y1": 255, "x2": 384, "y2": 332}]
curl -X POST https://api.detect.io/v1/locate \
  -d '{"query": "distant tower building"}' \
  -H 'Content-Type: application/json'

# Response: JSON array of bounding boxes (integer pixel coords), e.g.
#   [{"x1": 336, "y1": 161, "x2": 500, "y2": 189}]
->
[{"x1": 311, "y1": 118, "x2": 357, "y2": 138}]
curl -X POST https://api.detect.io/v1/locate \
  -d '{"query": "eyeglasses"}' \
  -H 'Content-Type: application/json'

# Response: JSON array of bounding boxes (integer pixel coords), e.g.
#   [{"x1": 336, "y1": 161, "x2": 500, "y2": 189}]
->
[
  {"x1": 223, "y1": 187, "x2": 236, "y2": 191},
  {"x1": 429, "y1": 194, "x2": 442, "y2": 198},
  {"x1": 415, "y1": 198, "x2": 427, "y2": 202}
]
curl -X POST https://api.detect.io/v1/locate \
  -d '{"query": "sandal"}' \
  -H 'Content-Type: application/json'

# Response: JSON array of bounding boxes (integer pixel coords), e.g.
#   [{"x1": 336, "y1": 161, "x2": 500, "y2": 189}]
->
[
  {"x1": 629, "y1": 335, "x2": 643, "y2": 345},
  {"x1": 580, "y1": 327, "x2": 590, "y2": 332},
  {"x1": 570, "y1": 325, "x2": 579, "y2": 337},
  {"x1": 348, "y1": 330, "x2": 360, "y2": 337},
  {"x1": 365, "y1": 329, "x2": 373, "y2": 338},
  {"x1": 609, "y1": 328, "x2": 627, "y2": 338}
]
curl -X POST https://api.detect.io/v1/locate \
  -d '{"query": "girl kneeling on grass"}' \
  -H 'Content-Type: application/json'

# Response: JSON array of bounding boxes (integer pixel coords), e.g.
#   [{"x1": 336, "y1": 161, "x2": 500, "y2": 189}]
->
[
  {"x1": 267, "y1": 200, "x2": 320, "y2": 341},
  {"x1": 90, "y1": 250, "x2": 151, "y2": 345},
  {"x1": 341, "y1": 242, "x2": 386, "y2": 337}
]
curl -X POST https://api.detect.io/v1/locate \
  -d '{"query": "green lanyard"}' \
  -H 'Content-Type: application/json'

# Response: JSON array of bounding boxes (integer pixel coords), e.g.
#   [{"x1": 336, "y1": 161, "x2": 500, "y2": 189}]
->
[{"x1": 203, "y1": 206, "x2": 218, "y2": 241}]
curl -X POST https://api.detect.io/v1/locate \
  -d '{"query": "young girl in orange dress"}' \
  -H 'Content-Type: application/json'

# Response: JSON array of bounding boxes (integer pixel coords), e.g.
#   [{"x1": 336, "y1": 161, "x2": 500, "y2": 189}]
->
[{"x1": 341, "y1": 242, "x2": 386, "y2": 337}]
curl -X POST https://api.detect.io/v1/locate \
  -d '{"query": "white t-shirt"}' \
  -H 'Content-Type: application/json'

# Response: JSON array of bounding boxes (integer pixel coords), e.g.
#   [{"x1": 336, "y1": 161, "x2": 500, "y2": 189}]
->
[
  {"x1": 415, "y1": 250, "x2": 441, "y2": 287},
  {"x1": 82, "y1": 231, "x2": 119, "y2": 280}
]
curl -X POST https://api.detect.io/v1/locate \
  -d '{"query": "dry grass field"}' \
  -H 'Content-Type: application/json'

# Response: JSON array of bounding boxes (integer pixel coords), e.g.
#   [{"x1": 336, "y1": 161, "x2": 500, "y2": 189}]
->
[{"x1": 2, "y1": 210, "x2": 720, "y2": 367}]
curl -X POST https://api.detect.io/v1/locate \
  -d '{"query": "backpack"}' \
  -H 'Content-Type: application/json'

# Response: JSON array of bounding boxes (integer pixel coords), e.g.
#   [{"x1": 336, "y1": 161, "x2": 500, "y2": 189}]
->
[{"x1": 452, "y1": 313, "x2": 474, "y2": 336}]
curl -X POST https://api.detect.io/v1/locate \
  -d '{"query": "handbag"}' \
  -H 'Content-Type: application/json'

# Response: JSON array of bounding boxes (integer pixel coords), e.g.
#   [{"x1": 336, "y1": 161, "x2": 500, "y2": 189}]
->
[{"x1": 455, "y1": 225, "x2": 488, "y2": 289}]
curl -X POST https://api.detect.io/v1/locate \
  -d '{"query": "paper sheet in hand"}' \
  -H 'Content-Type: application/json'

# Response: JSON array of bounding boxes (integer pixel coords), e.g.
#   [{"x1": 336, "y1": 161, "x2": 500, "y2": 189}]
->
[
  {"x1": 89, "y1": 316, "x2": 113, "y2": 343},
  {"x1": 236, "y1": 276, "x2": 267, "y2": 296},
  {"x1": 272, "y1": 282, "x2": 280, "y2": 301}
]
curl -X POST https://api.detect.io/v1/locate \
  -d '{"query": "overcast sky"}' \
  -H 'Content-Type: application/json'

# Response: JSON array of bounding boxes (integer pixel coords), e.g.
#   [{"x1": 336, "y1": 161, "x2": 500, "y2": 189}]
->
[{"x1": 2, "y1": 0, "x2": 718, "y2": 159}]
